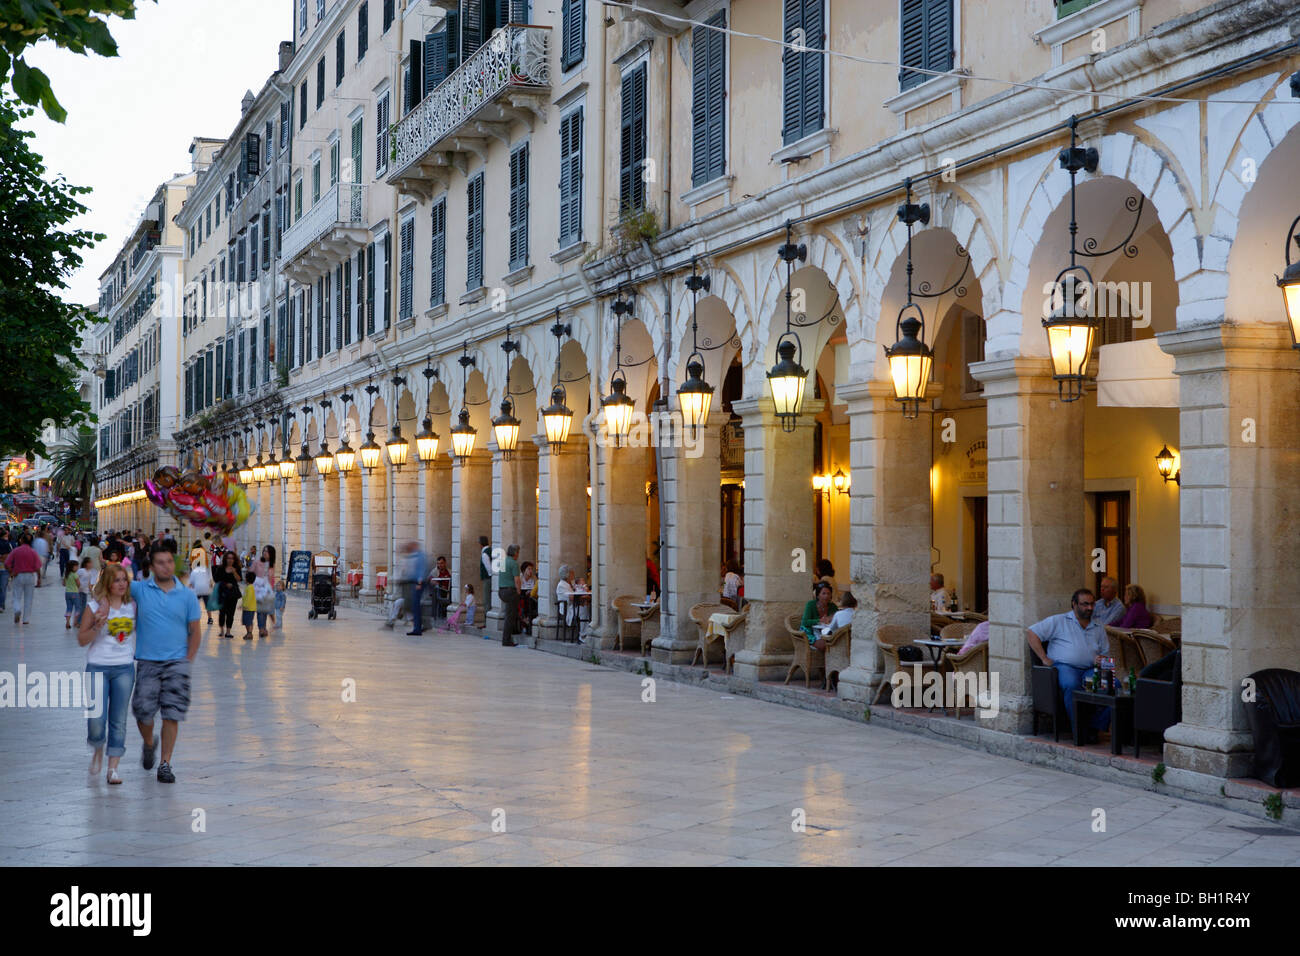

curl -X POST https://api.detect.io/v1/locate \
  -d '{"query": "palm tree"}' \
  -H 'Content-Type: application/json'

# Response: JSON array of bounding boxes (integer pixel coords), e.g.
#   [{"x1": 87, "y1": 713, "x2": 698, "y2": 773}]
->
[{"x1": 50, "y1": 428, "x2": 97, "y2": 520}]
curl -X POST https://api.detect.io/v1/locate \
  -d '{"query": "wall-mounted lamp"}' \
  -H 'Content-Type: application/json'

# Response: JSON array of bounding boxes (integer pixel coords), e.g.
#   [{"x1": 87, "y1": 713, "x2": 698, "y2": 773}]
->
[{"x1": 1155, "y1": 444, "x2": 1180, "y2": 485}]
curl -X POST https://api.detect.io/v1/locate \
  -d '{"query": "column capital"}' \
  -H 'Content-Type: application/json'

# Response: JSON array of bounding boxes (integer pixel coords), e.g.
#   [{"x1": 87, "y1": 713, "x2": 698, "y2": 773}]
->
[
  {"x1": 968, "y1": 356, "x2": 1054, "y2": 386},
  {"x1": 1157, "y1": 321, "x2": 1296, "y2": 373},
  {"x1": 731, "y1": 396, "x2": 825, "y2": 427}
]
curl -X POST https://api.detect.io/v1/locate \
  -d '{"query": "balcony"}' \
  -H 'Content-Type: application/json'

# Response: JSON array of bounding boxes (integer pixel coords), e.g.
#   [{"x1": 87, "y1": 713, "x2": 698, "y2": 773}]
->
[
  {"x1": 280, "y1": 182, "x2": 368, "y2": 285},
  {"x1": 389, "y1": 24, "x2": 550, "y2": 200},
  {"x1": 619, "y1": 0, "x2": 690, "y2": 35}
]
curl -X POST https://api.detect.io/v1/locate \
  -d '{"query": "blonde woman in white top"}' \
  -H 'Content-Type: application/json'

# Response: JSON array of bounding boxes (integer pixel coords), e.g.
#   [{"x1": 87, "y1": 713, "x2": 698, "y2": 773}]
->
[{"x1": 77, "y1": 562, "x2": 137, "y2": 784}]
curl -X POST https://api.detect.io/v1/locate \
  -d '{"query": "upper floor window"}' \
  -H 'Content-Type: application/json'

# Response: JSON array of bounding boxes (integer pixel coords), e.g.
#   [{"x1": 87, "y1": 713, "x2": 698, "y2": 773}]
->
[
  {"x1": 782, "y1": 0, "x2": 825, "y2": 145},
  {"x1": 561, "y1": 0, "x2": 585, "y2": 70},
  {"x1": 508, "y1": 142, "x2": 529, "y2": 270},
  {"x1": 619, "y1": 64, "x2": 647, "y2": 214},
  {"x1": 336, "y1": 31, "x2": 346, "y2": 86},
  {"x1": 316, "y1": 57, "x2": 326, "y2": 107},
  {"x1": 358, "y1": 2, "x2": 369, "y2": 59},
  {"x1": 383, "y1": 0, "x2": 394, "y2": 33},
  {"x1": 299, "y1": 0, "x2": 308, "y2": 35},
  {"x1": 899, "y1": 0, "x2": 954, "y2": 91},
  {"x1": 691, "y1": 10, "x2": 726, "y2": 187},
  {"x1": 466, "y1": 172, "x2": 484, "y2": 291},
  {"x1": 375, "y1": 90, "x2": 391, "y2": 176}
]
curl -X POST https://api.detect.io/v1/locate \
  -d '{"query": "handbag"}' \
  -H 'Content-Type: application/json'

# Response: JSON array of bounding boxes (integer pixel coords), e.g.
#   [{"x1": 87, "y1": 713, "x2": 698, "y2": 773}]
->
[{"x1": 897, "y1": 645, "x2": 923, "y2": 662}]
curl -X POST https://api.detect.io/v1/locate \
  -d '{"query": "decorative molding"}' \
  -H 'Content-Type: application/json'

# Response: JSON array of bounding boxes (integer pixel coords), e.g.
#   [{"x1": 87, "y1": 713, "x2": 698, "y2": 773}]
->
[
  {"x1": 682, "y1": 174, "x2": 732, "y2": 207},
  {"x1": 883, "y1": 70, "x2": 968, "y2": 124},
  {"x1": 425, "y1": 302, "x2": 449, "y2": 322},
  {"x1": 770, "y1": 127, "x2": 837, "y2": 165},
  {"x1": 614, "y1": 37, "x2": 655, "y2": 69},
  {"x1": 551, "y1": 240, "x2": 588, "y2": 265},
  {"x1": 504, "y1": 264, "x2": 535, "y2": 287},
  {"x1": 459, "y1": 286, "x2": 488, "y2": 307},
  {"x1": 1034, "y1": 0, "x2": 1143, "y2": 69}
]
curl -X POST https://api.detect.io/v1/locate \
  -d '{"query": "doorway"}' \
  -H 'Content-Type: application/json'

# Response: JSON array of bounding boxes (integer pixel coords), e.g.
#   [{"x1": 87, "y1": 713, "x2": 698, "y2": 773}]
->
[
  {"x1": 963, "y1": 495, "x2": 988, "y2": 613},
  {"x1": 1094, "y1": 491, "x2": 1131, "y2": 595}
]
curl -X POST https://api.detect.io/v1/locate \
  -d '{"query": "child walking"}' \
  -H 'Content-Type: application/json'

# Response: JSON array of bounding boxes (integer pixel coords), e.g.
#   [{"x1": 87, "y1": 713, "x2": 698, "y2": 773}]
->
[
  {"x1": 241, "y1": 570, "x2": 258, "y2": 640},
  {"x1": 63, "y1": 564, "x2": 79, "y2": 628}
]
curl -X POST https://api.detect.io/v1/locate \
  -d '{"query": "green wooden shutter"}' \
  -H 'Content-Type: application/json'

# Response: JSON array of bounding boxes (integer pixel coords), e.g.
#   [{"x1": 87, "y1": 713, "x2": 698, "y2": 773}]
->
[
  {"x1": 620, "y1": 65, "x2": 646, "y2": 213},
  {"x1": 509, "y1": 143, "x2": 528, "y2": 269},
  {"x1": 925, "y1": 0, "x2": 954, "y2": 76},
  {"x1": 692, "y1": 11, "x2": 726, "y2": 187},
  {"x1": 366, "y1": 242, "x2": 376, "y2": 334},
  {"x1": 781, "y1": 0, "x2": 802, "y2": 144},
  {"x1": 337, "y1": 31, "x2": 345, "y2": 85},
  {"x1": 431, "y1": 199, "x2": 446, "y2": 306},
  {"x1": 900, "y1": 0, "x2": 926, "y2": 90},
  {"x1": 800, "y1": 0, "x2": 824, "y2": 138},
  {"x1": 463, "y1": 0, "x2": 483, "y2": 57},
  {"x1": 559, "y1": 108, "x2": 582, "y2": 246},
  {"x1": 400, "y1": 218, "x2": 415, "y2": 320},
  {"x1": 382, "y1": 233, "x2": 392, "y2": 328},
  {"x1": 467, "y1": 173, "x2": 484, "y2": 290},
  {"x1": 408, "y1": 39, "x2": 423, "y2": 110},
  {"x1": 425, "y1": 30, "x2": 447, "y2": 93}
]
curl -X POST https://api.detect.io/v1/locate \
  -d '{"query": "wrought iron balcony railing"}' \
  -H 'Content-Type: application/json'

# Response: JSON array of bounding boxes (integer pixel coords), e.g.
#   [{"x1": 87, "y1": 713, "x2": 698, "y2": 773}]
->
[
  {"x1": 390, "y1": 25, "x2": 549, "y2": 194},
  {"x1": 279, "y1": 182, "x2": 366, "y2": 278}
]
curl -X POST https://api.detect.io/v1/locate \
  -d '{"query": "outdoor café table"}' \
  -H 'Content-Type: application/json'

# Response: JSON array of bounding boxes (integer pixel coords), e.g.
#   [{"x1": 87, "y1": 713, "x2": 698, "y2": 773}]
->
[
  {"x1": 1072, "y1": 686, "x2": 1136, "y2": 755},
  {"x1": 914, "y1": 637, "x2": 965, "y2": 666}
]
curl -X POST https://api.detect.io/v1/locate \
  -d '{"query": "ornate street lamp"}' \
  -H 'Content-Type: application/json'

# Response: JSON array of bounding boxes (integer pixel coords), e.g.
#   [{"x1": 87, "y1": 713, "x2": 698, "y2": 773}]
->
[
  {"x1": 678, "y1": 261, "x2": 714, "y2": 438},
  {"x1": 451, "y1": 345, "x2": 478, "y2": 461},
  {"x1": 831, "y1": 467, "x2": 850, "y2": 495},
  {"x1": 493, "y1": 330, "x2": 522, "y2": 459},
  {"x1": 1044, "y1": 116, "x2": 1101, "y2": 402},
  {"x1": 1155, "y1": 444, "x2": 1180, "y2": 485},
  {"x1": 383, "y1": 374, "x2": 409, "y2": 470},
  {"x1": 314, "y1": 398, "x2": 335, "y2": 477},
  {"x1": 602, "y1": 289, "x2": 637, "y2": 447},
  {"x1": 417, "y1": 360, "x2": 441, "y2": 463},
  {"x1": 769, "y1": 223, "x2": 809, "y2": 431},
  {"x1": 883, "y1": 181, "x2": 935, "y2": 419},
  {"x1": 1277, "y1": 215, "x2": 1300, "y2": 347},
  {"x1": 541, "y1": 314, "x2": 573, "y2": 453},
  {"x1": 335, "y1": 391, "x2": 357, "y2": 474}
]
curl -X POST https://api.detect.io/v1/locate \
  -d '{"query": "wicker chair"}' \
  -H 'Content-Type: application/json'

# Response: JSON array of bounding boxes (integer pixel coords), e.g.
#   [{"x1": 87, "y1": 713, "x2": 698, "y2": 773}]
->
[
  {"x1": 1131, "y1": 628, "x2": 1176, "y2": 669},
  {"x1": 784, "y1": 612, "x2": 825, "y2": 687},
  {"x1": 962, "y1": 611, "x2": 989, "y2": 622},
  {"x1": 939, "y1": 621, "x2": 978, "y2": 644},
  {"x1": 688, "y1": 602, "x2": 729, "y2": 669},
  {"x1": 930, "y1": 613, "x2": 951, "y2": 636},
  {"x1": 823, "y1": 624, "x2": 851, "y2": 691},
  {"x1": 719, "y1": 605, "x2": 748, "y2": 675},
  {"x1": 637, "y1": 601, "x2": 661, "y2": 656},
  {"x1": 942, "y1": 642, "x2": 989, "y2": 718},
  {"x1": 611, "y1": 595, "x2": 642, "y2": 652},
  {"x1": 1105, "y1": 626, "x2": 1145, "y2": 675},
  {"x1": 1151, "y1": 615, "x2": 1181, "y2": 638},
  {"x1": 872, "y1": 625, "x2": 932, "y2": 705}
]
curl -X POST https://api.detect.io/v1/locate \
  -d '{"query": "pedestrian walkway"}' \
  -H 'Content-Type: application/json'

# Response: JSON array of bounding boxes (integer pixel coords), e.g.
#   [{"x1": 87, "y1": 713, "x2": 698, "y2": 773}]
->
[{"x1": 1, "y1": 579, "x2": 1296, "y2": 866}]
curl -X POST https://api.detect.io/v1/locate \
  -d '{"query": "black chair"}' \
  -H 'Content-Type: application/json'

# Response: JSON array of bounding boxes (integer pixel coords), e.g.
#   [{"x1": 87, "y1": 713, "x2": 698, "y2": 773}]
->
[
  {"x1": 1031, "y1": 664, "x2": 1069, "y2": 741},
  {"x1": 1134, "y1": 650, "x2": 1181, "y2": 759},
  {"x1": 1243, "y1": 668, "x2": 1300, "y2": 788}
]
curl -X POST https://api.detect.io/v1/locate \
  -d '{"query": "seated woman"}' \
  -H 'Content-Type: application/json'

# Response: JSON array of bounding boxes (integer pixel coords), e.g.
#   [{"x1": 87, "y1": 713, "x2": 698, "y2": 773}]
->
[
  {"x1": 555, "y1": 564, "x2": 580, "y2": 637},
  {"x1": 829, "y1": 591, "x2": 856, "y2": 631},
  {"x1": 720, "y1": 559, "x2": 743, "y2": 610},
  {"x1": 800, "y1": 581, "x2": 837, "y2": 651},
  {"x1": 814, "y1": 559, "x2": 837, "y2": 602},
  {"x1": 1117, "y1": 583, "x2": 1154, "y2": 630},
  {"x1": 519, "y1": 561, "x2": 538, "y2": 634}
]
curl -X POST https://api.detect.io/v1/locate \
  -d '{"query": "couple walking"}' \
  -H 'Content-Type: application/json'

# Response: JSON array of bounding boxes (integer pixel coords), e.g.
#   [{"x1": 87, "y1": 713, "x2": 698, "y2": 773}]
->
[{"x1": 76, "y1": 544, "x2": 201, "y2": 784}]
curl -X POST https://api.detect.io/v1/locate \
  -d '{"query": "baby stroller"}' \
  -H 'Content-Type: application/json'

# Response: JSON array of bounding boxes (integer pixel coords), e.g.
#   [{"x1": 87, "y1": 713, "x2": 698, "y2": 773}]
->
[{"x1": 307, "y1": 551, "x2": 338, "y2": 620}]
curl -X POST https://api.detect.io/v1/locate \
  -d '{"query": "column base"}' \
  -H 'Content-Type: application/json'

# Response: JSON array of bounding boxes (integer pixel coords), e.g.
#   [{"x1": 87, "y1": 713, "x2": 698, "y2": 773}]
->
[
  {"x1": 990, "y1": 693, "x2": 1034, "y2": 734},
  {"x1": 1163, "y1": 723, "x2": 1255, "y2": 778},
  {"x1": 731, "y1": 648, "x2": 794, "y2": 683},
  {"x1": 650, "y1": 634, "x2": 698, "y2": 665},
  {"x1": 834, "y1": 665, "x2": 886, "y2": 705}
]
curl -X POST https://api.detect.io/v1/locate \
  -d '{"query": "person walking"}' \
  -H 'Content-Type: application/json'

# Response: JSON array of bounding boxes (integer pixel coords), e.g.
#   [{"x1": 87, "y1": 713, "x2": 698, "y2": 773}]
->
[
  {"x1": 251, "y1": 545, "x2": 277, "y2": 632},
  {"x1": 212, "y1": 551, "x2": 242, "y2": 639},
  {"x1": 63, "y1": 562, "x2": 80, "y2": 629},
  {"x1": 31, "y1": 529, "x2": 50, "y2": 587},
  {"x1": 240, "y1": 570, "x2": 258, "y2": 640},
  {"x1": 403, "y1": 541, "x2": 428, "y2": 637},
  {"x1": 78, "y1": 562, "x2": 136, "y2": 784},
  {"x1": 498, "y1": 544, "x2": 521, "y2": 647},
  {"x1": 187, "y1": 540, "x2": 213, "y2": 625},
  {"x1": 57, "y1": 526, "x2": 74, "y2": 579},
  {"x1": 0, "y1": 528, "x2": 12, "y2": 613},
  {"x1": 81, "y1": 535, "x2": 103, "y2": 578},
  {"x1": 479, "y1": 535, "x2": 493, "y2": 614},
  {"x1": 76, "y1": 556, "x2": 94, "y2": 616},
  {"x1": 5, "y1": 533, "x2": 41, "y2": 624},
  {"x1": 130, "y1": 544, "x2": 200, "y2": 784}
]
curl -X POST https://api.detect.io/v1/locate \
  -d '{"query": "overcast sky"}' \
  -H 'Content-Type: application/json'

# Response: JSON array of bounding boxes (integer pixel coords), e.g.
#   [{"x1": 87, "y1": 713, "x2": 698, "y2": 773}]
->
[{"x1": 22, "y1": 0, "x2": 291, "y2": 307}]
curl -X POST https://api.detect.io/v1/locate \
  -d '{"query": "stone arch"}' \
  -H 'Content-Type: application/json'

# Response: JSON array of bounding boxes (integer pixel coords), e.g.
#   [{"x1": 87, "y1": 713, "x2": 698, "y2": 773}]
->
[
  {"x1": 755, "y1": 227, "x2": 861, "y2": 368},
  {"x1": 669, "y1": 259, "x2": 753, "y2": 381}
]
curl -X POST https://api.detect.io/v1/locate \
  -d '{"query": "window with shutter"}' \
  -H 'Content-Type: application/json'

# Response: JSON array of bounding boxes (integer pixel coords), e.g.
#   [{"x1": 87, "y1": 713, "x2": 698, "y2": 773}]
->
[
  {"x1": 237, "y1": 237, "x2": 247, "y2": 284},
  {"x1": 691, "y1": 11, "x2": 726, "y2": 187},
  {"x1": 424, "y1": 30, "x2": 447, "y2": 95},
  {"x1": 300, "y1": 82, "x2": 307, "y2": 128},
  {"x1": 558, "y1": 107, "x2": 583, "y2": 247},
  {"x1": 335, "y1": 265, "x2": 343, "y2": 347},
  {"x1": 354, "y1": 251, "x2": 365, "y2": 341},
  {"x1": 900, "y1": 0, "x2": 953, "y2": 91},
  {"x1": 316, "y1": 278, "x2": 325, "y2": 359},
  {"x1": 382, "y1": 233, "x2": 392, "y2": 328},
  {"x1": 351, "y1": 118, "x2": 363, "y2": 183},
  {"x1": 430, "y1": 198, "x2": 446, "y2": 307},
  {"x1": 408, "y1": 39, "x2": 423, "y2": 111},
  {"x1": 250, "y1": 225, "x2": 259, "y2": 281},
  {"x1": 330, "y1": 141, "x2": 340, "y2": 187},
  {"x1": 265, "y1": 122, "x2": 273, "y2": 164},
  {"x1": 324, "y1": 272, "x2": 333, "y2": 354},
  {"x1": 263, "y1": 211, "x2": 272, "y2": 261},
  {"x1": 358, "y1": 2, "x2": 369, "y2": 59},
  {"x1": 299, "y1": 0, "x2": 308, "y2": 35},
  {"x1": 248, "y1": 327, "x2": 257, "y2": 388},
  {"x1": 297, "y1": 291, "x2": 306, "y2": 366},
  {"x1": 399, "y1": 217, "x2": 415, "y2": 320},
  {"x1": 782, "y1": 0, "x2": 825, "y2": 145},
  {"x1": 466, "y1": 173, "x2": 484, "y2": 290},
  {"x1": 383, "y1": 0, "x2": 394, "y2": 32},
  {"x1": 337, "y1": 32, "x2": 345, "y2": 85},
  {"x1": 508, "y1": 143, "x2": 529, "y2": 269},
  {"x1": 619, "y1": 65, "x2": 647, "y2": 214},
  {"x1": 215, "y1": 343, "x2": 224, "y2": 401},
  {"x1": 317, "y1": 58, "x2": 326, "y2": 107},
  {"x1": 561, "y1": 0, "x2": 585, "y2": 70},
  {"x1": 305, "y1": 287, "x2": 314, "y2": 361},
  {"x1": 237, "y1": 332, "x2": 245, "y2": 394},
  {"x1": 375, "y1": 92, "x2": 390, "y2": 175},
  {"x1": 462, "y1": 0, "x2": 483, "y2": 57},
  {"x1": 366, "y1": 242, "x2": 376, "y2": 333},
  {"x1": 445, "y1": 10, "x2": 461, "y2": 72}
]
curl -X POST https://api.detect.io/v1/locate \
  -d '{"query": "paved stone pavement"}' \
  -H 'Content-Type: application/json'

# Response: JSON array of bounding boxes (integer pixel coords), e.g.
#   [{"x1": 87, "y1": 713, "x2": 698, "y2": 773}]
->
[{"x1": 1, "y1": 577, "x2": 1297, "y2": 866}]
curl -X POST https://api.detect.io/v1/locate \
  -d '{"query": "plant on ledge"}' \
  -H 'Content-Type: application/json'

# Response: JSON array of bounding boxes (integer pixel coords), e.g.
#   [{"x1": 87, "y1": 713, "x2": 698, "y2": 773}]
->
[
  {"x1": 609, "y1": 205, "x2": 660, "y2": 261},
  {"x1": 276, "y1": 361, "x2": 290, "y2": 388}
]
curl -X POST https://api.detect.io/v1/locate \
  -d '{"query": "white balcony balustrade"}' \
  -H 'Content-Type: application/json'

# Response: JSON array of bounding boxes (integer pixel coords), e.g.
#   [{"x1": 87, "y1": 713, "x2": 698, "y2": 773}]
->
[
  {"x1": 280, "y1": 182, "x2": 368, "y2": 285},
  {"x1": 390, "y1": 24, "x2": 550, "y2": 200}
]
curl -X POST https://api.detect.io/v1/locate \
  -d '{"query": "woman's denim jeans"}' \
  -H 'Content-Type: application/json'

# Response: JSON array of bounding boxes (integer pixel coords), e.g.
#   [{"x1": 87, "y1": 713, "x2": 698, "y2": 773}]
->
[{"x1": 86, "y1": 663, "x2": 135, "y2": 758}]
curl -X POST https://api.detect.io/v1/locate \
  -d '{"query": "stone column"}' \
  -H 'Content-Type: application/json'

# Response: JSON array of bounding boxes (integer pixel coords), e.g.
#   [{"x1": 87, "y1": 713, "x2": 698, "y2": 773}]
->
[
  {"x1": 451, "y1": 450, "x2": 493, "y2": 621},
  {"x1": 339, "y1": 468, "x2": 364, "y2": 576},
  {"x1": 966, "y1": 357, "x2": 1085, "y2": 733},
  {"x1": 317, "y1": 473, "x2": 338, "y2": 555},
  {"x1": 390, "y1": 459, "x2": 420, "y2": 569},
  {"x1": 282, "y1": 476, "x2": 301, "y2": 558},
  {"x1": 593, "y1": 439, "x2": 650, "y2": 647},
  {"x1": 1158, "y1": 323, "x2": 1300, "y2": 777},
  {"x1": 486, "y1": 442, "x2": 539, "y2": 631},
  {"x1": 361, "y1": 464, "x2": 389, "y2": 596},
  {"x1": 730, "y1": 399, "x2": 821, "y2": 680},
  {"x1": 834, "y1": 384, "x2": 931, "y2": 703},
  {"x1": 536, "y1": 434, "x2": 590, "y2": 629},
  {"x1": 654, "y1": 408, "x2": 724, "y2": 664},
  {"x1": 425, "y1": 458, "x2": 453, "y2": 562}
]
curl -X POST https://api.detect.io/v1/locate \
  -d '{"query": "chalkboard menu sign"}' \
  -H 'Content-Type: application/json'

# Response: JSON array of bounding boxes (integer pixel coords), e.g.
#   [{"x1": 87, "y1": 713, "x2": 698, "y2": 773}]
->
[{"x1": 287, "y1": 550, "x2": 313, "y2": 587}]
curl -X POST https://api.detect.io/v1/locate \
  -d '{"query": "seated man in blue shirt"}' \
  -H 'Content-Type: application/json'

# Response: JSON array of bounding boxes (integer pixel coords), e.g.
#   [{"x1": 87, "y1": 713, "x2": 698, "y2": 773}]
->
[
  {"x1": 1027, "y1": 588, "x2": 1110, "y2": 736},
  {"x1": 1092, "y1": 576, "x2": 1126, "y2": 627}
]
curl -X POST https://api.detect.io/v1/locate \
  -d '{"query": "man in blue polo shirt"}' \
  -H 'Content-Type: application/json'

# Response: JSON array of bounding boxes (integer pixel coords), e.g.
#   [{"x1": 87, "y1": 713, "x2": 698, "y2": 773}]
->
[
  {"x1": 1027, "y1": 588, "x2": 1110, "y2": 735},
  {"x1": 130, "y1": 543, "x2": 201, "y2": 784}
]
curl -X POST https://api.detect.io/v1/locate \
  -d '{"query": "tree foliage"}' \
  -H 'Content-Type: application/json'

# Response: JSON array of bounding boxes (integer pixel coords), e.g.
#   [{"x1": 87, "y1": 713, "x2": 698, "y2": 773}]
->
[
  {"x1": 0, "y1": 95, "x2": 104, "y2": 458},
  {"x1": 0, "y1": 0, "x2": 153, "y2": 123},
  {"x1": 50, "y1": 426, "x2": 96, "y2": 509}
]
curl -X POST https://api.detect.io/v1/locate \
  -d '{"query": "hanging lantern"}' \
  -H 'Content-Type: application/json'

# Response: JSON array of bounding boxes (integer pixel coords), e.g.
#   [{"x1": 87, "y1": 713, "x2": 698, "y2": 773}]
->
[
  {"x1": 831, "y1": 467, "x2": 850, "y2": 495},
  {"x1": 314, "y1": 441, "x2": 335, "y2": 477},
  {"x1": 251, "y1": 455, "x2": 267, "y2": 483},
  {"x1": 601, "y1": 372, "x2": 636, "y2": 446},
  {"x1": 238, "y1": 461, "x2": 254, "y2": 485},
  {"x1": 677, "y1": 359, "x2": 713, "y2": 436},
  {"x1": 1277, "y1": 215, "x2": 1300, "y2": 348},
  {"x1": 386, "y1": 424, "x2": 410, "y2": 469},
  {"x1": 359, "y1": 430, "x2": 382, "y2": 473},
  {"x1": 1043, "y1": 267, "x2": 1098, "y2": 402},
  {"x1": 767, "y1": 335, "x2": 808, "y2": 432},
  {"x1": 415, "y1": 418, "x2": 440, "y2": 462},
  {"x1": 293, "y1": 445, "x2": 312, "y2": 480},
  {"x1": 541, "y1": 385, "x2": 573, "y2": 452},
  {"x1": 1155, "y1": 444, "x2": 1180, "y2": 485},
  {"x1": 450, "y1": 408, "x2": 477, "y2": 460},
  {"x1": 334, "y1": 438, "x2": 356, "y2": 474},
  {"x1": 492, "y1": 398, "x2": 521, "y2": 459},
  {"x1": 278, "y1": 453, "x2": 296, "y2": 479},
  {"x1": 884, "y1": 304, "x2": 934, "y2": 419}
]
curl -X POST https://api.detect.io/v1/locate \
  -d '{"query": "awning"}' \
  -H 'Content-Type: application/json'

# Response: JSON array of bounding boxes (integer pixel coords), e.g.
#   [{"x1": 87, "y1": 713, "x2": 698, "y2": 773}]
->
[{"x1": 1095, "y1": 338, "x2": 1178, "y2": 407}]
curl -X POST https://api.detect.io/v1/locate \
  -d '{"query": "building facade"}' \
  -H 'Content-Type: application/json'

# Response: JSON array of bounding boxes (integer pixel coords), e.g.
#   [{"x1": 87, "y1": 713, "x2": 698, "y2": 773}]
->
[{"x1": 90, "y1": 0, "x2": 1300, "y2": 783}]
